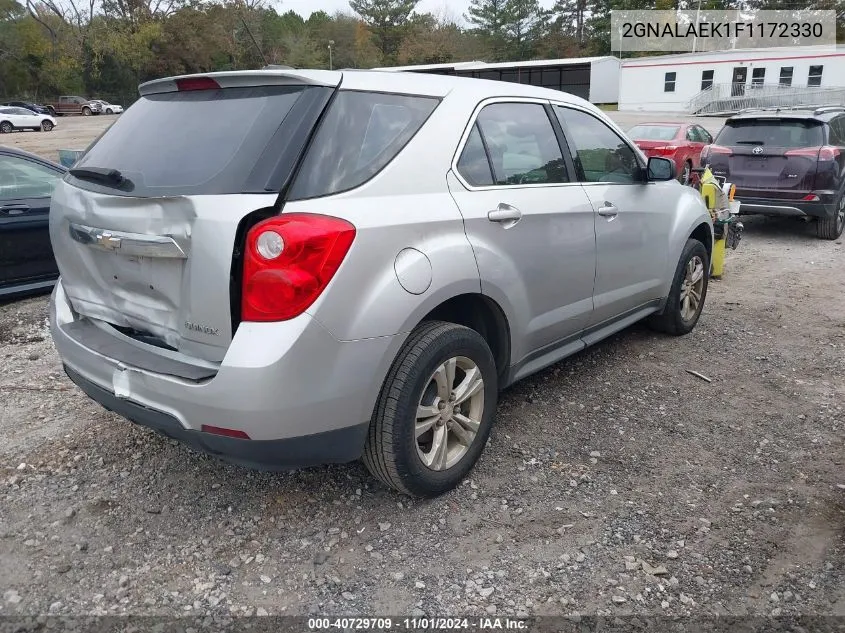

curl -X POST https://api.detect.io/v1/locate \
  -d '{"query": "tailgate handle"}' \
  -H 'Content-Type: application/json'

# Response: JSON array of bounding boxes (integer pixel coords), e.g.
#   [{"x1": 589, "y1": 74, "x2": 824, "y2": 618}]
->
[{"x1": 68, "y1": 223, "x2": 187, "y2": 259}]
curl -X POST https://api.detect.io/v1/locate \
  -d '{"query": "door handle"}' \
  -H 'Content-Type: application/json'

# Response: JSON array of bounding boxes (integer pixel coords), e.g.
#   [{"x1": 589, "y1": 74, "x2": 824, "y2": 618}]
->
[
  {"x1": 597, "y1": 202, "x2": 618, "y2": 218},
  {"x1": 0, "y1": 204, "x2": 30, "y2": 216},
  {"x1": 488, "y1": 204, "x2": 522, "y2": 226}
]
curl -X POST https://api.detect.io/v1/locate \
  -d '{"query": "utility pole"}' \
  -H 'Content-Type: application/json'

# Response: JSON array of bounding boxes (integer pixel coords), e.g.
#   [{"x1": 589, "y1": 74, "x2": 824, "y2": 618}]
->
[
  {"x1": 691, "y1": 0, "x2": 702, "y2": 53},
  {"x1": 328, "y1": 40, "x2": 335, "y2": 70}
]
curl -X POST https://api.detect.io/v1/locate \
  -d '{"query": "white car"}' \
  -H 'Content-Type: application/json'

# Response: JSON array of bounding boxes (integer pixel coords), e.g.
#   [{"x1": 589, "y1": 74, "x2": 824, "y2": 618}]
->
[
  {"x1": 0, "y1": 107, "x2": 58, "y2": 133},
  {"x1": 91, "y1": 100, "x2": 123, "y2": 115}
]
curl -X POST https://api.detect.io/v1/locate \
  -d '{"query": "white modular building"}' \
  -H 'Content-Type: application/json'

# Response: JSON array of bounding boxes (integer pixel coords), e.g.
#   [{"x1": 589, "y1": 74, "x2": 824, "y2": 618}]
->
[
  {"x1": 374, "y1": 56, "x2": 621, "y2": 104},
  {"x1": 618, "y1": 45, "x2": 845, "y2": 113}
]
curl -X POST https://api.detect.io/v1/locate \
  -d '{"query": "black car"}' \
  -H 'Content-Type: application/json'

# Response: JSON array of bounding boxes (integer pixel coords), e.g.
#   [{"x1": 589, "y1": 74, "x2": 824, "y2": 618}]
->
[
  {"x1": 0, "y1": 146, "x2": 66, "y2": 299},
  {"x1": 701, "y1": 105, "x2": 845, "y2": 240},
  {"x1": 2, "y1": 101, "x2": 52, "y2": 115}
]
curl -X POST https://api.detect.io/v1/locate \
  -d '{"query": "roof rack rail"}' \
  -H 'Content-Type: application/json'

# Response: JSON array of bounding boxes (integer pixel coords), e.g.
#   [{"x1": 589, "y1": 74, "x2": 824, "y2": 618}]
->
[{"x1": 261, "y1": 64, "x2": 295, "y2": 70}]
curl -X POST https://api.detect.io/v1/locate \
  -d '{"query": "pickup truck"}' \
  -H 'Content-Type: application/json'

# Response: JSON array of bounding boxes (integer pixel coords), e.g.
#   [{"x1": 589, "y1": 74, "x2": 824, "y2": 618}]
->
[{"x1": 45, "y1": 96, "x2": 102, "y2": 116}]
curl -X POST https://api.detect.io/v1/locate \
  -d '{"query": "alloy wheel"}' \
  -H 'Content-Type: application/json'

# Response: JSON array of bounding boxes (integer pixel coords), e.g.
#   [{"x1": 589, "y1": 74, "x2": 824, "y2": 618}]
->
[
  {"x1": 680, "y1": 255, "x2": 705, "y2": 321},
  {"x1": 415, "y1": 356, "x2": 485, "y2": 471}
]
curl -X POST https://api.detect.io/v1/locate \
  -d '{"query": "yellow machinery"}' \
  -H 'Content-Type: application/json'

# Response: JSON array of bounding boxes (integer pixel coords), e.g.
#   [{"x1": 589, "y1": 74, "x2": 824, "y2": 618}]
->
[{"x1": 696, "y1": 167, "x2": 743, "y2": 279}]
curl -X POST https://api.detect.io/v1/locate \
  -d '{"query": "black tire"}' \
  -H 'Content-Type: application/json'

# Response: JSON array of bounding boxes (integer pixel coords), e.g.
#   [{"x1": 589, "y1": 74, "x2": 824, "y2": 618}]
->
[
  {"x1": 106, "y1": 108, "x2": 113, "y2": 114},
  {"x1": 81, "y1": 106, "x2": 91, "y2": 116},
  {"x1": 648, "y1": 238, "x2": 710, "y2": 335},
  {"x1": 0, "y1": 121, "x2": 12, "y2": 134},
  {"x1": 816, "y1": 191, "x2": 844, "y2": 240},
  {"x1": 363, "y1": 320, "x2": 498, "y2": 497},
  {"x1": 40, "y1": 120, "x2": 53, "y2": 132}
]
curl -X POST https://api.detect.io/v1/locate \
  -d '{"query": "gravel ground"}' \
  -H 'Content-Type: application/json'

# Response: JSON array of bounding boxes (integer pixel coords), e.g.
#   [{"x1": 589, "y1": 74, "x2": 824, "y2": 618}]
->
[{"x1": 1, "y1": 113, "x2": 844, "y2": 621}]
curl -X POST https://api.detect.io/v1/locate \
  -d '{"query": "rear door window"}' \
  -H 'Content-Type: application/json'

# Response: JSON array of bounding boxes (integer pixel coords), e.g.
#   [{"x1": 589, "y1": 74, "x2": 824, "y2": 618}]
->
[
  {"x1": 288, "y1": 91, "x2": 438, "y2": 200},
  {"x1": 473, "y1": 102, "x2": 569, "y2": 186},
  {"x1": 715, "y1": 119, "x2": 824, "y2": 148},
  {"x1": 456, "y1": 123, "x2": 495, "y2": 187},
  {"x1": 69, "y1": 85, "x2": 323, "y2": 197}
]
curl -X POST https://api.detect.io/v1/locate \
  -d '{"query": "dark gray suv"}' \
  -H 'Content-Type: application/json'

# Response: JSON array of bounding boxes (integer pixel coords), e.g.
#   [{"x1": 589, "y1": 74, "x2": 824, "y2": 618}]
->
[{"x1": 701, "y1": 106, "x2": 845, "y2": 240}]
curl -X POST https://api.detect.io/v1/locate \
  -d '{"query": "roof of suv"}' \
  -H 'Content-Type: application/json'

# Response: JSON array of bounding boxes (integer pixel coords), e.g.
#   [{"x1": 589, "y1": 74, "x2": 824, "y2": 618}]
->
[
  {"x1": 138, "y1": 68, "x2": 597, "y2": 111},
  {"x1": 728, "y1": 106, "x2": 845, "y2": 123}
]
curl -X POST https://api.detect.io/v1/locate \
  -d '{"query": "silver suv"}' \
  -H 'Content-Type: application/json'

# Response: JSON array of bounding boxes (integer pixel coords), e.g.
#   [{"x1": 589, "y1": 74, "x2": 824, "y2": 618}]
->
[{"x1": 49, "y1": 69, "x2": 713, "y2": 497}]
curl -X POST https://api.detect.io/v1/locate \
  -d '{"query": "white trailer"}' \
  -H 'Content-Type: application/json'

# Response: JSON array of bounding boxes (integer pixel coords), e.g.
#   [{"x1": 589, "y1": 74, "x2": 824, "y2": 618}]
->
[{"x1": 619, "y1": 45, "x2": 845, "y2": 113}]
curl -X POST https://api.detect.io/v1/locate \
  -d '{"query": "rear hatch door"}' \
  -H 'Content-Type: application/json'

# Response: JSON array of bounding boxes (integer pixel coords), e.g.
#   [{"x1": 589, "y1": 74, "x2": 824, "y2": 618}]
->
[
  {"x1": 709, "y1": 117, "x2": 824, "y2": 195},
  {"x1": 50, "y1": 71, "x2": 339, "y2": 362}
]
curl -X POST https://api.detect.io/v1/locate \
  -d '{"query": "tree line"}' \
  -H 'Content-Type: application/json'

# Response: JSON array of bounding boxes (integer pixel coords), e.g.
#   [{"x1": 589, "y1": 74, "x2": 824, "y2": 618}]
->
[{"x1": 0, "y1": 0, "x2": 842, "y2": 105}]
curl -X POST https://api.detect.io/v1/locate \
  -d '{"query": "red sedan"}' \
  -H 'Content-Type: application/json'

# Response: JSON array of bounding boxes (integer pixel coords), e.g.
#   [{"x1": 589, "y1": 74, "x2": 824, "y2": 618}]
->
[{"x1": 627, "y1": 123, "x2": 714, "y2": 185}]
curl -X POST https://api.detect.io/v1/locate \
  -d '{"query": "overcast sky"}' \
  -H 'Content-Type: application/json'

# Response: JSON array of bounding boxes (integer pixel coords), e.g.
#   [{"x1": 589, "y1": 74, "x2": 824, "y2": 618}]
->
[{"x1": 282, "y1": 0, "x2": 555, "y2": 25}]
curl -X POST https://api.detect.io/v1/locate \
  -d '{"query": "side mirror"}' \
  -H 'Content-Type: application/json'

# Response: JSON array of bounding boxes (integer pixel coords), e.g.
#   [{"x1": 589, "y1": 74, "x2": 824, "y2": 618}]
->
[{"x1": 647, "y1": 156, "x2": 676, "y2": 181}]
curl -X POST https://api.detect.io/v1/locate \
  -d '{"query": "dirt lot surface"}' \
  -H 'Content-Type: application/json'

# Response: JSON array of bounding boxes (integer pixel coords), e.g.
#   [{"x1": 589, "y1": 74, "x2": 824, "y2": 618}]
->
[
  {"x1": 1, "y1": 113, "x2": 844, "y2": 621},
  {"x1": 2, "y1": 115, "x2": 118, "y2": 163}
]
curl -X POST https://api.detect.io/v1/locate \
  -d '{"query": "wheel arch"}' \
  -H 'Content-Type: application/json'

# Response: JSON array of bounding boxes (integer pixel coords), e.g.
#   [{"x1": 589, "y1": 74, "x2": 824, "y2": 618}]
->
[
  {"x1": 689, "y1": 221, "x2": 713, "y2": 260},
  {"x1": 419, "y1": 293, "x2": 511, "y2": 385}
]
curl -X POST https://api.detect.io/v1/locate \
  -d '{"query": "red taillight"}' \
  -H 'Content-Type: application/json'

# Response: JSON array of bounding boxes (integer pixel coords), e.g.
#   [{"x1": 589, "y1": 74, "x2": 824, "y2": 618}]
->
[
  {"x1": 802, "y1": 194, "x2": 820, "y2": 201},
  {"x1": 201, "y1": 424, "x2": 250, "y2": 439},
  {"x1": 785, "y1": 146, "x2": 840, "y2": 161},
  {"x1": 241, "y1": 213, "x2": 356, "y2": 322},
  {"x1": 700, "y1": 144, "x2": 731, "y2": 164},
  {"x1": 175, "y1": 76, "x2": 221, "y2": 91},
  {"x1": 651, "y1": 146, "x2": 678, "y2": 156}
]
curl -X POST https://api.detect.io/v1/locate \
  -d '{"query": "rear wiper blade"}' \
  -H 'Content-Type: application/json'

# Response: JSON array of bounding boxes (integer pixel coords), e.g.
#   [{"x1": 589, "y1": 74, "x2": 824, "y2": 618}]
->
[
  {"x1": 69, "y1": 166, "x2": 130, "y2": 187},
  {"x1": 735, "y1": 140, "x2": 764, "y2": 145}
]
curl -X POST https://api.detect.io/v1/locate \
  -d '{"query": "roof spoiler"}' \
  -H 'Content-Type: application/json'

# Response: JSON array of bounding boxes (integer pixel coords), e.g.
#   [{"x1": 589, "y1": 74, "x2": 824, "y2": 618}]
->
[{"x1": 138, "y1": 69, "x2": 341, "y2": 96}]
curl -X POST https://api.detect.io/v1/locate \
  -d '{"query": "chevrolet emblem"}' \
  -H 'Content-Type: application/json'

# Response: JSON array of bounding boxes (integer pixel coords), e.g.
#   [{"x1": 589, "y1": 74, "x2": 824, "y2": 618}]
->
[{"x1": 95, "y1": 231, "x2": 121, "y2": 250}]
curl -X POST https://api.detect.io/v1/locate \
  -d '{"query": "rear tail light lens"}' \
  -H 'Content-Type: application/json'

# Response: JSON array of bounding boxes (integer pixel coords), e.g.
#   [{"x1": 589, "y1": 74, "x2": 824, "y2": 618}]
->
[
  {"x1": 785, "y1": 146, "x2": 841, "y2": 160},
  {"x1": 802, "y1": 194, "x2": 820, "y2": 201},
  {"x1": 241, "y1": 213, "x2": 356, "y2": 322},
  {"x1": 175, "y1": 76, "x2": 220, "y2": 91},
  {"x1": 651, "y1": 146, "x2": 678, "y2": 155},
  {"x1": 700, "y1": 144, "x2": 732, "y2": 164},
  {"x1": 819, "y1": 146, "x2": 840, "y2": 161}
]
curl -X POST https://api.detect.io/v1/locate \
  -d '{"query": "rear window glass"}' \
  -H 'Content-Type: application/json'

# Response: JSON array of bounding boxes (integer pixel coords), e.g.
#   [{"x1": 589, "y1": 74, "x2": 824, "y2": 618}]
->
[
  {"x1": 627, "y1": 125, "x2": 679, "y2": 141},
  {"x1": 288, "y1": 90, "x2": 439, "y2": 200},
  {"x1": 715, "y1": 119, "x2": 824, "y2": 148},
  {"x1": 68, "y1": 85, "x2": 309, "y2": 197}
]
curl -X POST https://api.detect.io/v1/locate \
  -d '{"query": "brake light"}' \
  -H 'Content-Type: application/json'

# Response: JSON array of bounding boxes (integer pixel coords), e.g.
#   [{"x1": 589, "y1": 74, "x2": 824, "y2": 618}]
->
[
  {"x1": 241, "y1": 214, "x2": 356, "y2": 322},
  {"x1": 802, "y1": 194, "x2": 820, "y2": 201},
  {"x1": 201, "y1": 425, "x2": 250, "y2": 439},
  {"x1": 651, "y1": 145, "x2": 678, "y2": 155},
  {"x1": 700, "y1": 144, "x2": 732, "y2": 164},
  {"x1": 785, "y1": 146, "x2": 840, "y2": 161},
  {"x1": 175, "y1": 76, "x2": 221, "y2": 91}
]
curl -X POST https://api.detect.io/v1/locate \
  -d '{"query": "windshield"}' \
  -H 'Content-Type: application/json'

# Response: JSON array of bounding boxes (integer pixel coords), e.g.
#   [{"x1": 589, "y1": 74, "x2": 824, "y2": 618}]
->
[
  {"x1": 69, "y1": 85, "x2": 313, "y2": 197},
  {"x1": 715, "y1": 119, "x2": 825, "y2": 148},
  {"x1": 628, "y1": 125, "x2": 680, "y2": 141}
]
